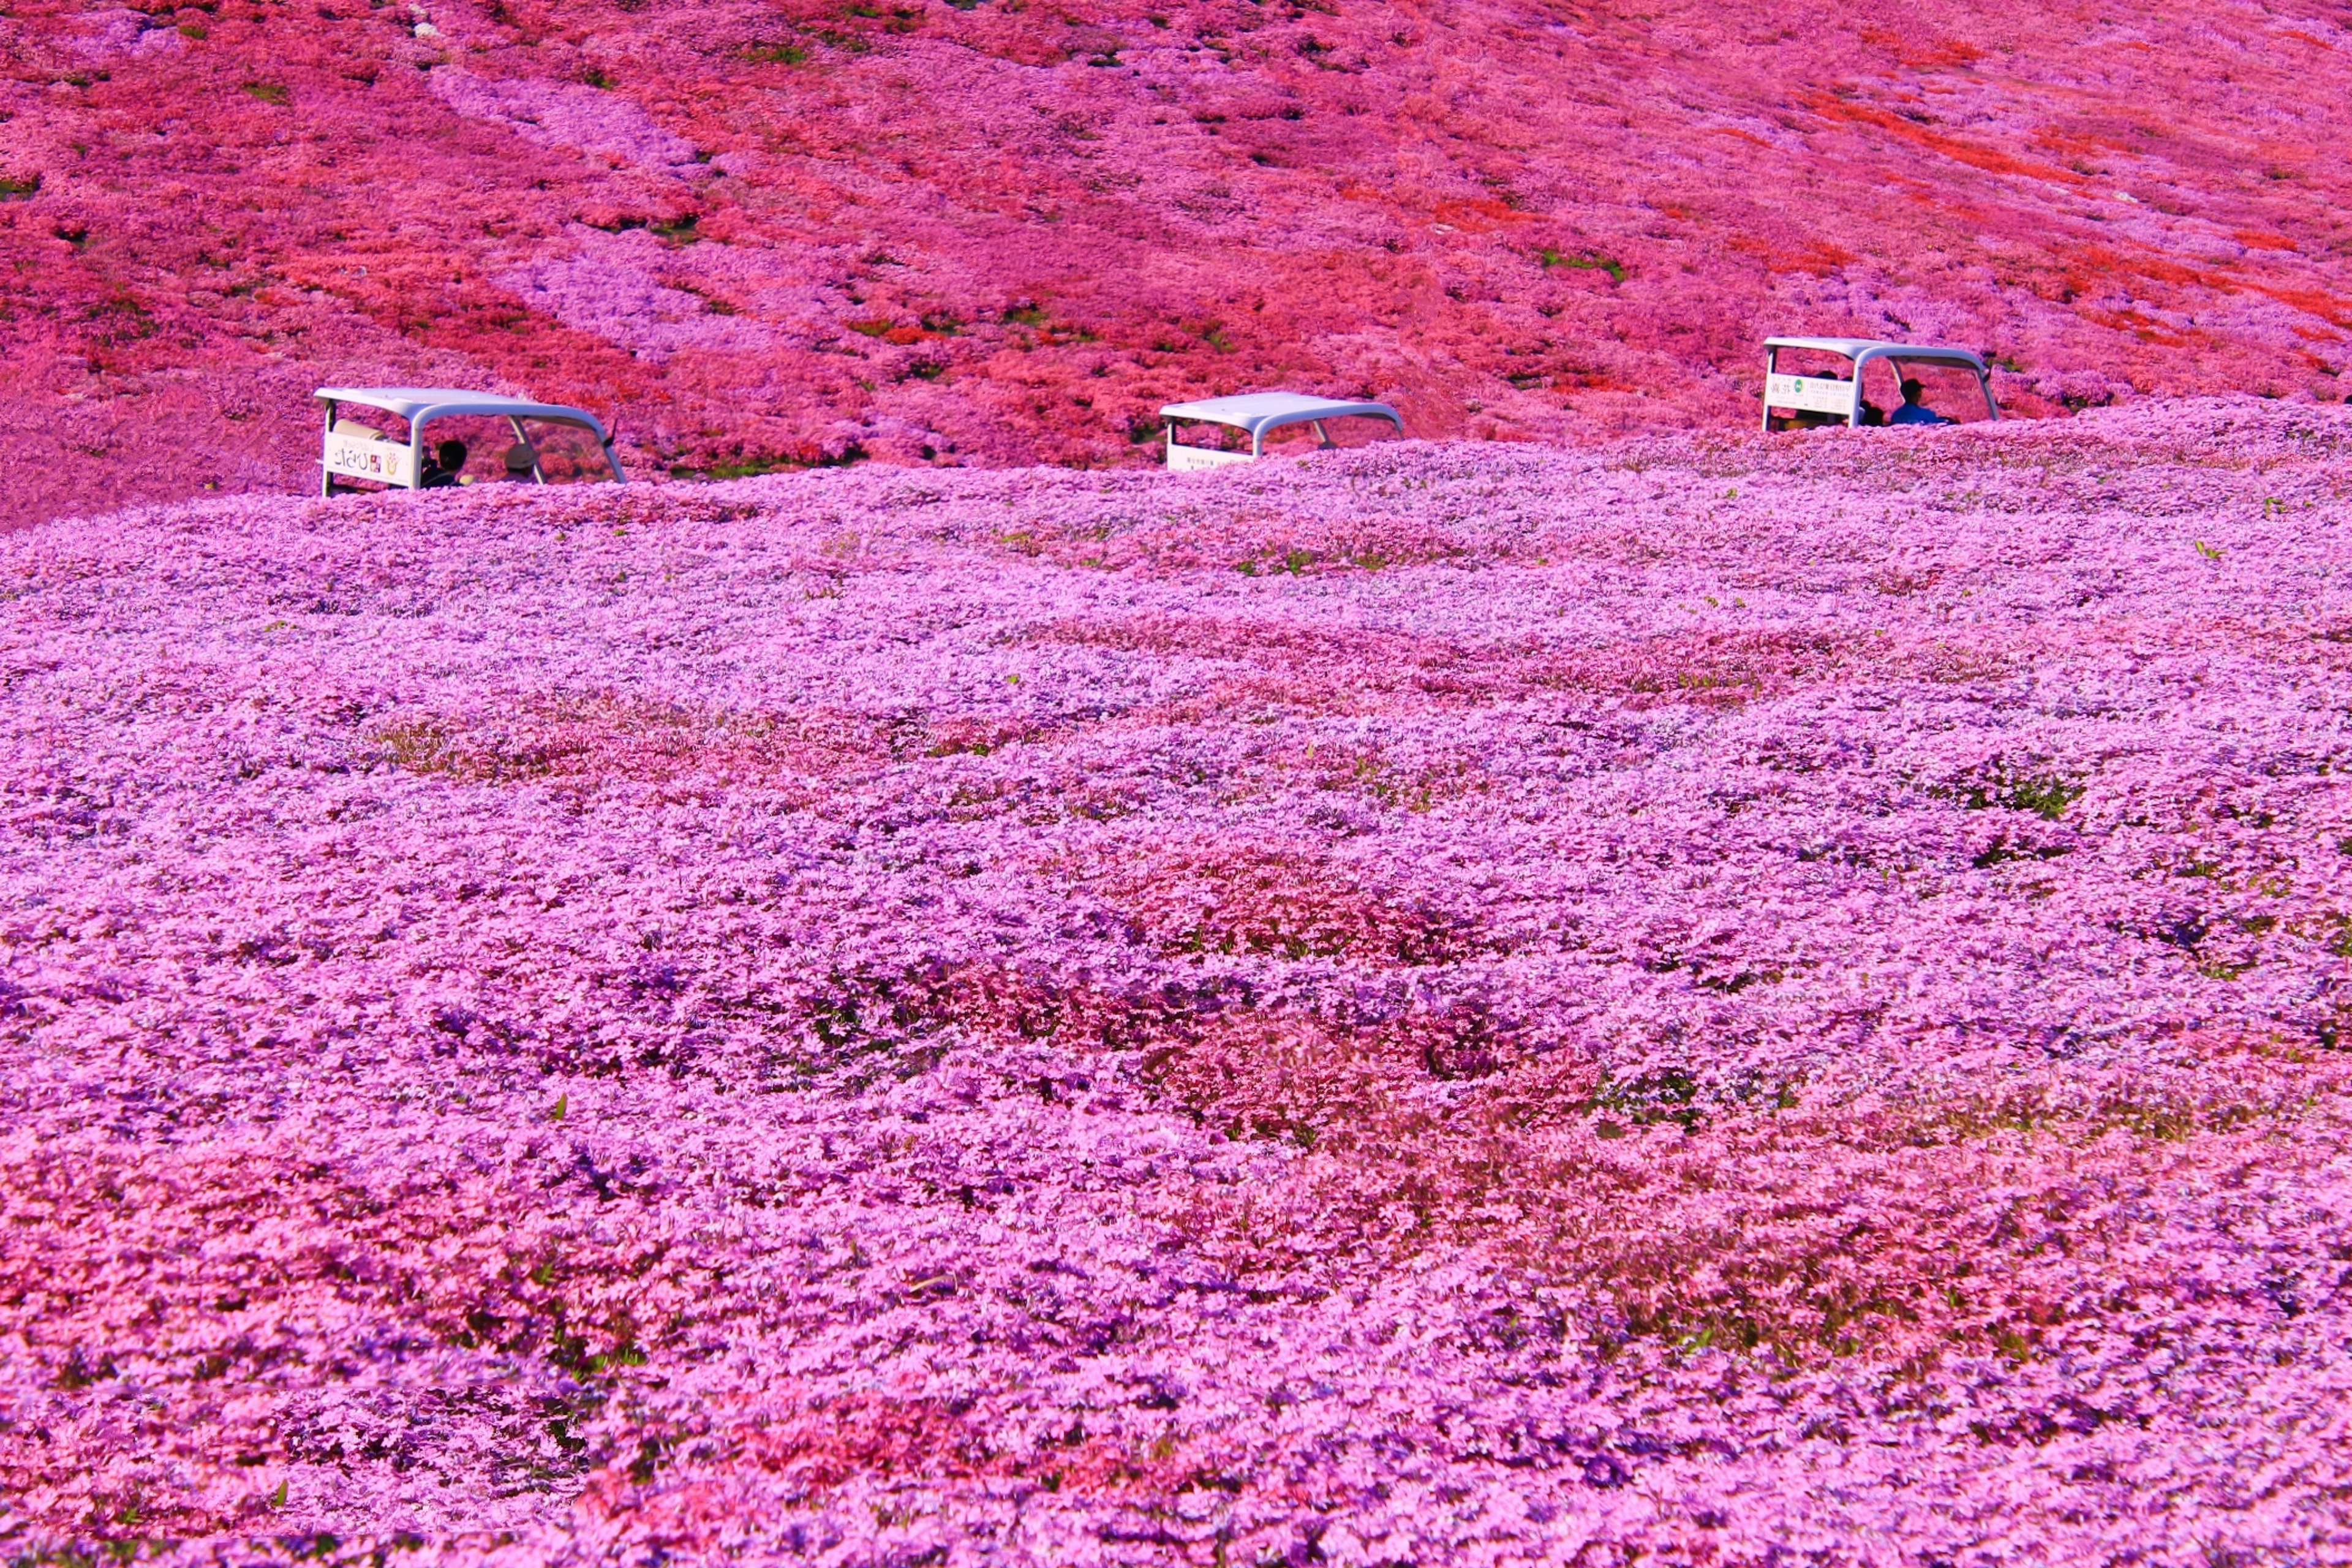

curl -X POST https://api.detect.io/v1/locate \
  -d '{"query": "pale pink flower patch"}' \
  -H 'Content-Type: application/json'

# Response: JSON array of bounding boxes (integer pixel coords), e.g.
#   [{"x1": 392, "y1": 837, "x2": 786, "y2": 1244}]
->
[{"x1": 2, "y1": 401, "x2": 2350, "y2": 1562}]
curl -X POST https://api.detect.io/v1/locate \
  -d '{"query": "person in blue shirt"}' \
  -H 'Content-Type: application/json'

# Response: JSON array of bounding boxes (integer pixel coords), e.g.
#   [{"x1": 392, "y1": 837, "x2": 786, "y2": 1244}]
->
[{"x1": 1888, "y1": 379, "x2": 1949, "y2": 426}]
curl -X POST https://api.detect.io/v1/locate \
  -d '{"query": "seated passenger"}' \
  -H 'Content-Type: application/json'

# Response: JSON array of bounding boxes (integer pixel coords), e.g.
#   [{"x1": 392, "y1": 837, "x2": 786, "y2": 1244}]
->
[
  {"x1": 1860, "y1": 401, "x2": 1886, "y2": 427},
  {"x1": 419, "y1": 438, "x2": 472, "y2": 488},
  {"x1": 503, "y1": 443, "x2": 539, "y2": 481},
  {"x1": 1888, "y1": 380, "x2": 1949, "y2": 426}
]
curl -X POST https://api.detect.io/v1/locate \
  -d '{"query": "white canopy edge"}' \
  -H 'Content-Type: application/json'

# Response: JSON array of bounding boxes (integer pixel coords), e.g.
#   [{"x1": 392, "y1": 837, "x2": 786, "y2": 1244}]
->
[
  {"x1": 1159, "y1": 392, "x2": 1403, "y2": 440},
  {"x1": 1762, "y1": 339, "x2": 1990, "y2": 372},
  {"x1": 315, "y1": 387, "x2": 614, "y2": 443}
]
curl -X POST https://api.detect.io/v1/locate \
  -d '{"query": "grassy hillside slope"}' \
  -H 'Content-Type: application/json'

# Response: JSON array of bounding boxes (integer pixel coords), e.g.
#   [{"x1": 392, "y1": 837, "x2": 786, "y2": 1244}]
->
[{"x1": 2, "y1": 0, "x2": 2351, "y2": 522}]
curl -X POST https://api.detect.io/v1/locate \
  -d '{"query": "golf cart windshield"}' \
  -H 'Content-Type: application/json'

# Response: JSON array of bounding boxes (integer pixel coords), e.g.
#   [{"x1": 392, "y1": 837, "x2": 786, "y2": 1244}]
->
[
  {"x1": 1161, "y1": 392, "x2": 1403, "y2": 471},
  {"x1": 317, "y1": 387, "x2": 625, "y2": 496},
  {"x1": 1760, "y1": 339, "x2": 1998, "y2": 432}
]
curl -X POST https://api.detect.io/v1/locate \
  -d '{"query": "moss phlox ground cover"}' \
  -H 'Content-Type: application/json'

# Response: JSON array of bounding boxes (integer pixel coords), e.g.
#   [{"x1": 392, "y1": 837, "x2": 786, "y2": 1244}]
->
[{"x1": 3, "y1": 399, "x2": 2352, "y2": 1563}]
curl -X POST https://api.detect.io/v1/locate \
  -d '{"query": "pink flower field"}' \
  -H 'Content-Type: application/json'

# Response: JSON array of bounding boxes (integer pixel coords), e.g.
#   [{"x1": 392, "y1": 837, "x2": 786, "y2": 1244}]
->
[{"x1": 6, "y1": 400, "x2": 2352, "y2": 1564}]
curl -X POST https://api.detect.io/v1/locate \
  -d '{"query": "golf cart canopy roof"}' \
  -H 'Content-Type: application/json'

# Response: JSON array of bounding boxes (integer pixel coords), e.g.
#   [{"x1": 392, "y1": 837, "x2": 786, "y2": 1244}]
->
[
  {"x1": 1762, "y1": 338, "x2": 1990, "y2": 373},
  {"x1": 1159, "y1": 393, "x2": 1403, "y2": 440},
  {"x1": 314, "y1": 387, "x2": 613, "y2": 442}
]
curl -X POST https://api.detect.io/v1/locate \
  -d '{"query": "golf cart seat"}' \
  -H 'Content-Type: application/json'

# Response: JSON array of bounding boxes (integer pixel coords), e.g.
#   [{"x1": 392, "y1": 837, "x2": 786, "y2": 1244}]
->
[
  {"x1": 315, "y1": 387, "x2": 623, "y2": 496},
  {"x1": 1160, "y1": 392, "x2": 1403, "y2": 471}
]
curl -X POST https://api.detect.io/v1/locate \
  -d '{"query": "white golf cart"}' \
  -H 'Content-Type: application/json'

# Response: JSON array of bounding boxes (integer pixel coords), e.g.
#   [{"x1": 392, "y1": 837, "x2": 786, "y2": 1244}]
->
[
  {"x1": 316, "y1": 386, "x2": 625, "y2": 496},
  {"x1": 1760, "y1": 339, "x2": 1999, "y2": 431},
  {"x1": 1161, "y1": 392, "x2": 1403, "y2": 471}
]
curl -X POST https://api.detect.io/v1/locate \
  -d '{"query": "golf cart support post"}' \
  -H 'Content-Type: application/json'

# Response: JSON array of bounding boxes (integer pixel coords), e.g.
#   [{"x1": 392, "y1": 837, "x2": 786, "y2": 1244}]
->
[
  {"x1": 1760, "y1": 339, "x2": 1999, "y2": 431},
  {"x1": 316, "y1": 387, "x2": 625, "y2": 496},
  {"x1": 1159, "y1": 393, "x2": 1403, "y2": 471}
]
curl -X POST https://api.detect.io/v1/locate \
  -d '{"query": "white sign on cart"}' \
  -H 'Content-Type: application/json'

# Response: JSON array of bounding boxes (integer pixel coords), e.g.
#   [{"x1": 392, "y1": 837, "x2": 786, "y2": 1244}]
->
[{"x1": 322, "y1": 423, "x2": 420, "y2": 488}]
